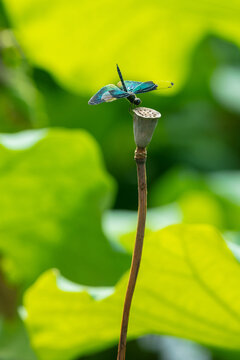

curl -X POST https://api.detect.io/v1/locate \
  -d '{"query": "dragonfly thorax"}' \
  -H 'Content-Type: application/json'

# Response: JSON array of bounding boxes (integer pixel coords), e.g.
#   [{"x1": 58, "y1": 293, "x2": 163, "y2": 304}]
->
[{"x1": 127, "y1": 93, "x2": 142, "y2": 106}]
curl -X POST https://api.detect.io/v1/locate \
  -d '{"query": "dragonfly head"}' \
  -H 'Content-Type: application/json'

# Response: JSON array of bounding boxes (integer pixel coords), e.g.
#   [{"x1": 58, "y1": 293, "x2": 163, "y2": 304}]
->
[{"x1": 133, "y1": 97, "x2": 141, "y2": 106}]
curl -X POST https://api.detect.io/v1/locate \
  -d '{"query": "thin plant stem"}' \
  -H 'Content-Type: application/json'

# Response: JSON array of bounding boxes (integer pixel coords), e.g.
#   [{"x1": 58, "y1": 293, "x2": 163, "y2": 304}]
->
[{"x1": 117, "y1": 146, "x2": 147, "y2": 360}]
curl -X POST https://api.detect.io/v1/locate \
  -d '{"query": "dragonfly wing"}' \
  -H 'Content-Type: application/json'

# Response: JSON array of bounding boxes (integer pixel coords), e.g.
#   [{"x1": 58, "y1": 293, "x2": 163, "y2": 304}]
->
[
  {"x1": 88, "y1": 85, "x2": 129, "y2": 105},
  {"x1": 117, "y1": 80, "x2": 142, "y2": 92},
  {"x1": 133, "y1": 80, "x2": 174, "y2": 94},
  {"x1": 132, "y1": 81, "x2": 158, "y2": 94}
]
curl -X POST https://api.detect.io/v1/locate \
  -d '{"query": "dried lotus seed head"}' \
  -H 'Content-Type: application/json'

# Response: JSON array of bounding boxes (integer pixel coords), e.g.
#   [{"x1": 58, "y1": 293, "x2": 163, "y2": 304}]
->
[
  {"x1": 132, "y1": 107, "x2": 161, "y2": 147},
  {"x1": 133, "y1": 107, "x2": 161, "y2": 119}
]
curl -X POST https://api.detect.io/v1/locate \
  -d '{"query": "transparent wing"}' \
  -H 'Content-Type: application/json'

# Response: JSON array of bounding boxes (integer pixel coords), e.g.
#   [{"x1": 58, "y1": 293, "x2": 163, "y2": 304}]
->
[
  {"x1": 155, "y1": 80, "x2": 174, "y2": 90},
  {"x1": 117, "y1": 80, "x2": 142, "y2": 92},
  {"x1": 88, "y1": 84, "x2": 129, "y2": 105}
]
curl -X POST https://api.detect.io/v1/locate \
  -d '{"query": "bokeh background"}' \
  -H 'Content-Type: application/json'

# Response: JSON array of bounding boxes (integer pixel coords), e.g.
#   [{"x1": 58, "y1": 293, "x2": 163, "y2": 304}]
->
[{"x1": 1, "y1": 0, "x2": 240, "y2": 359}]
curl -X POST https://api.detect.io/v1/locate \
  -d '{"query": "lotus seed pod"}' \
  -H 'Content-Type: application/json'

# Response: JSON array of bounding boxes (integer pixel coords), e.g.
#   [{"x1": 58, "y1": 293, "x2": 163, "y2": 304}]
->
[{"x1": 132, "y1": 107, "x2": 161, "y2": 148}]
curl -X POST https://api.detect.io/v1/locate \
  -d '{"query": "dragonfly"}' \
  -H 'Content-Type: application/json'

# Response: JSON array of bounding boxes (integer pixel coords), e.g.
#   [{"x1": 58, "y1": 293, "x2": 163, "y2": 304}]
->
[{"x1": 88, "y1": 65, "x2": 174, "y2": 106}]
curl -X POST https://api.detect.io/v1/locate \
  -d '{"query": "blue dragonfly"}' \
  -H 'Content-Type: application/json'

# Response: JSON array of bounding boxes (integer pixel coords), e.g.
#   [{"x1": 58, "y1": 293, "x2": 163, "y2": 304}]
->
[{"x1": 88, "y1": 65, "x2": 174, "y2": 106}]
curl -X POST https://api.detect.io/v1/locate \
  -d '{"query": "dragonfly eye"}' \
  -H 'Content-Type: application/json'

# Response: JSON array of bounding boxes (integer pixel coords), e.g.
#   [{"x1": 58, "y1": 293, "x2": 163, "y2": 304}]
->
[{"x1": 134, "y1": 98, "x2": 141, "y2": 106}]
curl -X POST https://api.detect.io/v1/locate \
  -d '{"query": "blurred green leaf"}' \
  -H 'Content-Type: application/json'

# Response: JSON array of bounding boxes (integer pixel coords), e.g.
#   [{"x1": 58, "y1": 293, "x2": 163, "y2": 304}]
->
[
  {"x1": 150, "y1": 168, "x2": 207, "y2": 207},
  {"x1": 211, "y1": 67, "x2": 240, "y2": 114},
  {"x1": 24, "y1": 224, "x2": 240, "y2": 360},
  {"x1": 178, "y1": 190, "x2": 224, "y2": 228},
  {"x1": 150, "y1": 168, "x2": 240, "y2": 230},
  {"x1": 0, "y1": 0, "x2": 10, "y2": 27},
  {"x1": 0, "y1": 29, "x2": 47, "y2": 132},
  {"x1": 0, "y1": 128, "x2": 130, "y2": 287},
  {"x1": 207, "y1": 172, "x2": 240, "y2": 205},
  {"x1": 3, "y1": 0, "x2": 240, "y2": 94},
  {"x1": 0, "y1": 318, "x2": 37, "y2": 360}
]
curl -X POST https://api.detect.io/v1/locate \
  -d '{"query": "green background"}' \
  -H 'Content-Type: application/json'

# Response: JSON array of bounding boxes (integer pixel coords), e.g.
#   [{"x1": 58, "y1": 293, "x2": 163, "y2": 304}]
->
[{"x1": 1, "y1": 1, "x2": 240, "y2": 359}]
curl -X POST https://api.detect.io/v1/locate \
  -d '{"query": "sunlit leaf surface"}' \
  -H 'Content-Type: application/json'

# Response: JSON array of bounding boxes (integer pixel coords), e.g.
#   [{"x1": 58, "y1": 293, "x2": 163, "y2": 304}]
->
[
  {"x1": 24, "y1": 224, "x2": 240, "y2": 360},
  {"x1": 0, "y1": 129, "x2": 130, "y2": 287},
  {"x1": 3, "y1": 0, "x2": 240, "y2": 94}
]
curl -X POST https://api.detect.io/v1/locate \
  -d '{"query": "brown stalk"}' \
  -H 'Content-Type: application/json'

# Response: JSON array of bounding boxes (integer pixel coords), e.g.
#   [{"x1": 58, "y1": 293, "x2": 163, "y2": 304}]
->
[{"x1": 117, "y1": 146, "x2": 147, "y2": 360}]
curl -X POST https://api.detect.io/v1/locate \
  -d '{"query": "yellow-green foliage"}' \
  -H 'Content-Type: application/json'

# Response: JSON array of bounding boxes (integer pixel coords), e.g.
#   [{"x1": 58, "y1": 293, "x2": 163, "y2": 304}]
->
[
  {"x1": 24, "y1": 224, "x2": 240, "y2": 360},
  {"x1": 3, "y1": 0, "x2": 240, "y2": 93}
]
